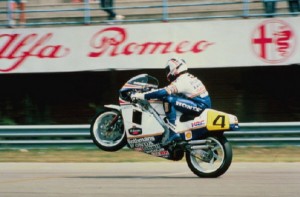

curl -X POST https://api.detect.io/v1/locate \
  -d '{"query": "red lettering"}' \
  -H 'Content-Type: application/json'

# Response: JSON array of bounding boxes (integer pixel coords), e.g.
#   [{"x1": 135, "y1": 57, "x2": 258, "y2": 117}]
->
[
  {"x1": 0, "y1": 33, "x2": 70, "y2": 72},
  {"x1": 7, "y1": 34, "x2": 37, "y2": 60},
  {"x1": 38, "y1": 45, "x2": 70, "y2": 58},
  {"x1": 88, "y1": 27, "x2": 214, "y2": 57},
  {"x1": 0, "y1": 34, "x2": 19, "y2": 57},
  {"x1": 123, "y1": 43, "x2": 138, "y2": 55},
  {"x1": 88, "y1": 27, "x2": 126, "y2": 57},
  {"x1": 192, "y1": 41, "x2": 214, "y2": 53},
  {"x1": 138, "y1": 42, "x2": 172, "y2": 54},
  {"x1": 175, "y1": 41, "x2": 190, "y2": 53}
]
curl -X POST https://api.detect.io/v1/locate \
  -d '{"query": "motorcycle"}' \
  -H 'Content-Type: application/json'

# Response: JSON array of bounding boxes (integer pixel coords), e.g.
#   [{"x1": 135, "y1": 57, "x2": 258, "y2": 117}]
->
[{"x1": 90, "y1": 74, "x2": 239, "y2": 178}]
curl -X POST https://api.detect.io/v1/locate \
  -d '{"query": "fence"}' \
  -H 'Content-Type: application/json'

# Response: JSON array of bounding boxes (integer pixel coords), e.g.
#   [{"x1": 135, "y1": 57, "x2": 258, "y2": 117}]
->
[
  {"x1": 0, "y1": 122, "x2": 300, "y2": 149},
  {"x1": 0, "y1": 0, "x2": 299, "y2": 28}
]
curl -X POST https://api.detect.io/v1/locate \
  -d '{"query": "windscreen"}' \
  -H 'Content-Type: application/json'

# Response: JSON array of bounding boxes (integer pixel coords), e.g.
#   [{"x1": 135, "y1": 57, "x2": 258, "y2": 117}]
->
[
  {"x1": 119, "y1": 74, "x2": 159, "y2": 102},
  {"x1": 126, "y1": 74, "x2": 159, "y2": 88}
]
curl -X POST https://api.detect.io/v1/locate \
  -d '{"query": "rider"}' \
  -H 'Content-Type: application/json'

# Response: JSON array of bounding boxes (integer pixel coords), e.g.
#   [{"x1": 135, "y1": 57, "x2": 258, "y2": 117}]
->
[{"x1": 131, "y1": 57, "x2": 211, "y2": 146}]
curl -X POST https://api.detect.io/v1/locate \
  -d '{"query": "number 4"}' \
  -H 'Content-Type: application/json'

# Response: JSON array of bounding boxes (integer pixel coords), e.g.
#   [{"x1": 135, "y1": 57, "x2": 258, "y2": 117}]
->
[{"x1": 213, "y1": 115, "x2": 226, "y2": 128}]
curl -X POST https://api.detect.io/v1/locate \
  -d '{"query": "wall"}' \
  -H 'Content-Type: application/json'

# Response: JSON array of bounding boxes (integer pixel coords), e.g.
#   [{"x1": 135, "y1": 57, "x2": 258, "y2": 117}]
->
[{"x1": 0, "y1": 17, "x2": 299, "y2": 124}]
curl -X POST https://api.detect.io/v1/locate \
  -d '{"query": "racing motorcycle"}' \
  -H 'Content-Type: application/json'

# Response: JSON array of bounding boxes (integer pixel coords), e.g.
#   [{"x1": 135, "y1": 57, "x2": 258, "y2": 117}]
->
[{"x1": 90, "y1": 74, "x2": 239, "y2": 178}]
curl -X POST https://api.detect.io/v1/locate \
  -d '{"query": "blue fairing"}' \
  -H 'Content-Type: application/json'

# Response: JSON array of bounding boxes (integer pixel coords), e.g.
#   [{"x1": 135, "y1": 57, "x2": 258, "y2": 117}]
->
[{"x1": 230, "y1": 123, "x2": 239, "y2": 131}]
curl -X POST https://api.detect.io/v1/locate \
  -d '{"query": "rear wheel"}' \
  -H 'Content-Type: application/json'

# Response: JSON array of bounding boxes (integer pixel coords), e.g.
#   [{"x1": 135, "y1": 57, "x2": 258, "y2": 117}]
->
[
  {"x1": 186, "y1": 136, "x2": 232, "y2": 178},
  {"x1": 90, "y1": 110, "x2": 127, "y2": 151}
]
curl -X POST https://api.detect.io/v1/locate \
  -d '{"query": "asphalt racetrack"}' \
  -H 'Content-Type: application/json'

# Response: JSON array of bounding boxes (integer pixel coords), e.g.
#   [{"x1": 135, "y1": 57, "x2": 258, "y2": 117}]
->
[{"x1": 0, "y1": 162, "x2": 299, "y2": 197}]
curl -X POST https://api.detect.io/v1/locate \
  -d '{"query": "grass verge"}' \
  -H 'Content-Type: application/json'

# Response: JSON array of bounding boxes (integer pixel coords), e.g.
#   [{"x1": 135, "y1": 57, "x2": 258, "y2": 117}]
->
[{"x1": 0, "y1": 147, "x2": 299, "y2": 162}]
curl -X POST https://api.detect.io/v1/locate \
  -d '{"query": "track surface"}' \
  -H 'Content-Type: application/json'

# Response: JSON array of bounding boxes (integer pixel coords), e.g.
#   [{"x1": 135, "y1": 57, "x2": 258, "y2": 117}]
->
[{"x1": 0, "y1": 162, "x2": 299, "y2": 197}]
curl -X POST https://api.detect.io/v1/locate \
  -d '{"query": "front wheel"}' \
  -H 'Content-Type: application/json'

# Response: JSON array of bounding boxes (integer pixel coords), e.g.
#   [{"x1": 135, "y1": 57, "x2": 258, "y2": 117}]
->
[
  {"x1": 90, "y1": 109, "x2": 127, "y2": 151},
  {"x1": 186, "y1": 136, "x2": 232, "y2": 178}
]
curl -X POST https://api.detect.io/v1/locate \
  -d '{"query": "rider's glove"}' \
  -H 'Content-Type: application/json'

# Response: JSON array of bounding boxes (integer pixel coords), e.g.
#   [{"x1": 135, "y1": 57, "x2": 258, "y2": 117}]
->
[{"x1": 131, "y1": 92, "x2": 145, "y2": 101}]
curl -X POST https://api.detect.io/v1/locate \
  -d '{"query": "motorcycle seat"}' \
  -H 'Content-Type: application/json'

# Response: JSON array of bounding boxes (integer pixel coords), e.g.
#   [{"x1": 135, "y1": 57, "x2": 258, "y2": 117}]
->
[{"x1": 180, "y1": 114, "x2": 197, "y2": 122}]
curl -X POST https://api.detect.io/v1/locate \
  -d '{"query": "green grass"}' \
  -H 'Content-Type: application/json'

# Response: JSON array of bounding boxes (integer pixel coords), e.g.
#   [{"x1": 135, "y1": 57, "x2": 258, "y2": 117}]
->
[{"x1": 0, "y1": 147, "x2": 300, "y2": 162}]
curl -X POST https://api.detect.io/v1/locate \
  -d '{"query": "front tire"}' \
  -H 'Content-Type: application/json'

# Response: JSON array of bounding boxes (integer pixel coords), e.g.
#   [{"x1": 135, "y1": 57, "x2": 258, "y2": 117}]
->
[
  {"x1": 186, "y1": 136, "x2": 232, "y2": 178},
  {"x1": 90, "y1": 109, "x2": 127, "y2": 151}
]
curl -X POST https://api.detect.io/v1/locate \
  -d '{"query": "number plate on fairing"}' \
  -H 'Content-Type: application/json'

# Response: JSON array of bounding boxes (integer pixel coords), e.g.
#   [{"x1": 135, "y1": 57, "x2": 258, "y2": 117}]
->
[{"x1": 206, "y1": 110, "x2": 230, "y2": 131}]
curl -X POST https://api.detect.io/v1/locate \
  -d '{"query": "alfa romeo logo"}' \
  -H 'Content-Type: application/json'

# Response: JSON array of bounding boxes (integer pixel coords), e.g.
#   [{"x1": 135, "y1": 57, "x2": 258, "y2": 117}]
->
[{"x1": 251, "y1": 19, "x2": 296, "y2": 64}]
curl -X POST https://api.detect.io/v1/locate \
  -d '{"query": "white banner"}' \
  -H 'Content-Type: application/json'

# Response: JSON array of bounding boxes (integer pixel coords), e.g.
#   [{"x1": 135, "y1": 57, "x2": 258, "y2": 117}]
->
[{"x1": 0, "y1": 17, "x2": 299, "y2": 73}]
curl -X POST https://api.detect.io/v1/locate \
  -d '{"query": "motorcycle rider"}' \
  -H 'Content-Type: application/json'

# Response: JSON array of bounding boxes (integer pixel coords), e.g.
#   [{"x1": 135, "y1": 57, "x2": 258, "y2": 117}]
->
[{"x1": 131, "y1": 57, "x2": 211, "y2": 146}]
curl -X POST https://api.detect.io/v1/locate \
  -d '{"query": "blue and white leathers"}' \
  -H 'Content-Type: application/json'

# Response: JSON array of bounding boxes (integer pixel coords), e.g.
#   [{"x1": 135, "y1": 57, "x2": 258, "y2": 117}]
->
[{"x1": 143, "y1": 73, "x2": 211, "y2": 125}]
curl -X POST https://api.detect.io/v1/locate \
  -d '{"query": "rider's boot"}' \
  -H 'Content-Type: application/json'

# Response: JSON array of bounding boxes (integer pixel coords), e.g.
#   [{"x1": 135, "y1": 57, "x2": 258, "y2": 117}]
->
[{"x1": 161, "y1": 129, "x2": 182, "y2": 147}]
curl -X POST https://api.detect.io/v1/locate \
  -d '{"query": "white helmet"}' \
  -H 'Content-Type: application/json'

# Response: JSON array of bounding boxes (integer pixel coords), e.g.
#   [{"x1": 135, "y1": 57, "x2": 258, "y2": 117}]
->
[{"x1": 165, "y1": 57, "x2": 188, "y2": 82}]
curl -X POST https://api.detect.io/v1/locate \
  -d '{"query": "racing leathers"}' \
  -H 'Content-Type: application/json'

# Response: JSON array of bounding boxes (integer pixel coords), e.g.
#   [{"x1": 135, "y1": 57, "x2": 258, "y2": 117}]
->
[
  {"x1": 134, "y1": 72, "x2": 211, "y2": 146},
  {"x1": 144, "y1": 72, "x2": 211, "y2": 123}
]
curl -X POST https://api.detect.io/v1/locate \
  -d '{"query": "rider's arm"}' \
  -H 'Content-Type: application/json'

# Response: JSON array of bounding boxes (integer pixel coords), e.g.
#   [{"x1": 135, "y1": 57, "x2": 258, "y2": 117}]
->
[
  {"x1": 144, "y1": 88, "x2": 169, "y2": 100},
  {"x1": 144, "y1": 82, "x2": 182, "y2": 100},
  {"x1": 132, "y1": 84, "x2": 178, "y2": 100},
  {"x1": 144, "y1": 83, "x2": 179, "y2": 100}
]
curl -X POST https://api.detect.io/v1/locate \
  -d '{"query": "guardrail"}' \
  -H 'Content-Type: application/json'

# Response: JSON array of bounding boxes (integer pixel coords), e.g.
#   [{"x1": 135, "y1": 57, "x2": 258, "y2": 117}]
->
[
  {"x1": 225, "y1": 122, "x2": 300, "y2": 147},
  {"x1": 0, "y1": 0, "x2": 299, "y2": 28},
  {"x1": 0, "y1": 122, "x2": 299, "y2": 149}
]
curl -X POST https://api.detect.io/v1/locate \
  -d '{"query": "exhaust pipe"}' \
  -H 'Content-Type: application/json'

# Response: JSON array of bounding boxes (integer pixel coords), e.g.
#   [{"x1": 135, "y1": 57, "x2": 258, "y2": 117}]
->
[
  {"x1": 188, "y1": 139, "x2": 210, "y2": 145},
  {"x1": 190, "y1": 145, "x2": 209, "y2": 150}
]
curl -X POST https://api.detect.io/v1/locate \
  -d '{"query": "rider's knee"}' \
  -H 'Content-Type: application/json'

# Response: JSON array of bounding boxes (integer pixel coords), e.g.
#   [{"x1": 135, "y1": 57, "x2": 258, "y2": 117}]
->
[{"x1": 164, "y1": 95, "x2": 177, "y2": 104}]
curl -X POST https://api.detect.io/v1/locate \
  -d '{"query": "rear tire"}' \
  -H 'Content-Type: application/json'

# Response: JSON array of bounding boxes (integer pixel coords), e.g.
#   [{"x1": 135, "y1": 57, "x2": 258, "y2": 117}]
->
[
  {"x1": 90, "y1": 109, "x2": 127, "y2": 151},
  {"x1": 186, "y1": 136, "x2": 232, "y2": 178}
]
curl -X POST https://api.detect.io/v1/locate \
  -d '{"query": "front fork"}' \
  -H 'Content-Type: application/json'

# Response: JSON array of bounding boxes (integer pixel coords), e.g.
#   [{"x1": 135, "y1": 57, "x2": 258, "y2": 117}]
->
[{"x1": 109, "y1": 114, "x2": 120, "y2": 127}]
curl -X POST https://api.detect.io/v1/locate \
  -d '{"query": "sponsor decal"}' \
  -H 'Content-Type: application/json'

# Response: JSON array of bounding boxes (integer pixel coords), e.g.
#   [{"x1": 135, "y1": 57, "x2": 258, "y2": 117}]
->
[
  {"x1": 151, "y1": 150, "x2": 169, "y2": 157},
  {"x1": 0, "y1": 33, "x2": 70, "y2": 72},
  {"x1": 88, "y1": 27, "x2": 214, "y2": 57},
  {"x1": 128, "y1": 136, "x2": 155, "y2": 143},
  {"x1": 0, "y1": 26, "x2": 213, "y2": 73},
  {"x1": 176, "y1": 101, "x2": 202, "y2": 112},
  {"x1": 128, "y1": 126, "x2": 142, "y2": 135},
  {"x1": 191, "y1": 120, "x2": 205, "y2": 127},
  {"x1": 185, "y1": 131, "x2": 193, "y2": 140},
  {"x1": 128, "y1": 136, "x2": 161, "y2": 153},
  {"x1": 251, "y1": 19, "x2": 296, "y2": 64}
]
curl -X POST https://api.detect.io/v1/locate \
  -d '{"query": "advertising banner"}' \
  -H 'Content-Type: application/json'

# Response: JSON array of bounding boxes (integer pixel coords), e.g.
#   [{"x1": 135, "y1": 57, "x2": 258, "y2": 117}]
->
[{"x1": 0, "y1": 17, "x2": 299, "y2": 73}]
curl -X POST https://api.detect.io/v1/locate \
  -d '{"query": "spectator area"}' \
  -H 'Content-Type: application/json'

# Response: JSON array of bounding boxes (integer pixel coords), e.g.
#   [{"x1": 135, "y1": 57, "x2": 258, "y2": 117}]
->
[{"x1": 0, "y1": 0, "x2": 296, "y2": 27}]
